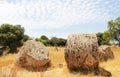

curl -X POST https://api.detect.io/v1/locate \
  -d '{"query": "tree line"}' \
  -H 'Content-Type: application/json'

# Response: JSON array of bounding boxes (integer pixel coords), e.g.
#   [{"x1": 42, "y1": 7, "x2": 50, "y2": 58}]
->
[
  {"x1": 0, "y1": 17, "x2": 120, "y2": 55},
  {"x1": 35, "y1": 35, "x2": 67, "y2": 46}
]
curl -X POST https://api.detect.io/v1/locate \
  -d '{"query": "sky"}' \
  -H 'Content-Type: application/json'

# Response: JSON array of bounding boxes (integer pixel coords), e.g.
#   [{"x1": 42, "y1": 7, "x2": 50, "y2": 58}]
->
[{"x1": 0, "y1": 0, "x2": 120, "y2": 38}]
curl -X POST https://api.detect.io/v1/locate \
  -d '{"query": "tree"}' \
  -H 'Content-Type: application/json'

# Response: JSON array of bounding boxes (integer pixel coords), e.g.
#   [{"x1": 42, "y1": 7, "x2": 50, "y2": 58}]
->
[
  {"x1": 49, "y1": 37, "x2": 66, "y2": 46},
  {"x1": 108, "y1": 17, "x2": 120, "y2": 46},
  {"x1": 49, "y1": 37, "x2": 59, "y2": 46},
  {"x1": 57, "y1": 38, "x2": 67, "y2": 46},
  {"x1": 23, "y1": 34, "x2": 32, "y2": 42},
  {"x1": 35, "y1": 36, "x2": 67, "y2": 46},
  {"x1": 96, "y1": 32, "x2": 103, "y2": 45},
  {"x1": 0, "y1": 24, "x2": 25, "y2": 53},
  {"x1": 40, "y1": 35, "x2": 49, "y2": 40},
  {"x1": 102, "y1": 31, "x2": 111, "y2": 45},
  {"x1": 96, "y1": 32, "x2": 110, "y2": 45},
  {"x1": 35, "y1": 35, "x2": 49, "y2": 46}
]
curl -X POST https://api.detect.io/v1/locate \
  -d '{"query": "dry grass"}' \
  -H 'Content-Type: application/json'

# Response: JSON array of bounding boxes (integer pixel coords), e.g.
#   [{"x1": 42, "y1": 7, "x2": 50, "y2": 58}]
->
[
  {"x1": 0, "y1": 46, "x2": 120, "y2": 77},
  {"x1": 99, "y1": 46, "x2": 120, "y2": 77},
  {"x1": 0, "y1": 67, "x2": 17, "y2": 77},
  {"x1": 0, "y1": 54, "x2": 15, "y2": 67}
]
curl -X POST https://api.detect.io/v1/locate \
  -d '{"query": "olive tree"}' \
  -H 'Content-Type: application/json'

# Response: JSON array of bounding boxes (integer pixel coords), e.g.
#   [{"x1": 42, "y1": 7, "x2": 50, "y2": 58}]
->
[
  {"x1": 0, "y1": 24, "x2": 25, "y2": 53},
  {"x1": 108, "y1": 17, "x2": 120, "y2": 46}
]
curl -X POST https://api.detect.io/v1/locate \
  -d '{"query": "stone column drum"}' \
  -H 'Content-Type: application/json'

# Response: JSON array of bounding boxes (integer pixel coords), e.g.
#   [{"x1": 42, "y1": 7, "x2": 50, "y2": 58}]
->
[
  {"x1": 15, "y1": 40, "x2": 50, "y2": 68},
  {"x1": 65, "y1": 33, "x2": 99, "y2": 71}
]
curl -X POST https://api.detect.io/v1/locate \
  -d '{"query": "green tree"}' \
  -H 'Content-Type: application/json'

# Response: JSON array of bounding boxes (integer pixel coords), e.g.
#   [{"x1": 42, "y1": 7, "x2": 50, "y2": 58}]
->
[
  {"x1": 40, "y1": 35, "x2": 49, "y2": 40},
  {"x1": 57, "y1": 38, "x2": 67, "y2": 46},
  {"x1": 35, "y1": 38, "x2": 39, "y2": 41},
  {"x1": 102, "y1": 31, "x2": 111, "y2": 45},
  {"x1": 49, "y1": 37, "x2": 66, "y2": 46},
  {"x1": 35, "y1": 35, "x2": 49, "y2": 46},
  {"x1": 23, "y1": 34, "x2": 32, "y2": 42},
  {"x1": 108, "y1": 17, "x2": 120, "y2": 46},
  {"x1": 35, "y1": 36, "x2": 67, "y2": 46},
  {"x1": 0, "y1": 24, "x2": 25, "y2": 53},
  {"x1": 96, "y1": 32, "x2": 110, "y2": 45},
  {"x1": 96, "y1": 32, "x2": 103, "y2": 45},
  {"x1": 49, "y1": 37, "x2": 59, "y2": 46}
]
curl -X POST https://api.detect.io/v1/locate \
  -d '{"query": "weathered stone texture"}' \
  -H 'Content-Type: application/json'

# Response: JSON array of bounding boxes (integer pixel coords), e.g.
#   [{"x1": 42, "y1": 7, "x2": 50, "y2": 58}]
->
[
  {"x1": 65, "y1": 33, "x2": 112, "y2": 77},
  {"x1": 98, "y1": 45, "x2": 114, "y2": 61},
  {"x1": 15, "y1": 40, "x2": 50, "y2": 68},
  {"x1": 65, "y1": 33, "x2": 99, "y2": 70}
]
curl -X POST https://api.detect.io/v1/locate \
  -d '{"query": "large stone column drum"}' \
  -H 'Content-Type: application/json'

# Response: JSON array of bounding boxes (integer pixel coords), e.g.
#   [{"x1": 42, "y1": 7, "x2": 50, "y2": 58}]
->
[{"x1": 65, "y1": 33, "x2": 99, "y2": 71}]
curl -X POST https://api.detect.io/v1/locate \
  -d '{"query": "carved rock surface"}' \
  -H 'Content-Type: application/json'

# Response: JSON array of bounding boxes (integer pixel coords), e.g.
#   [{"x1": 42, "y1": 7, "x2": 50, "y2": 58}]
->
[
  {"x1": 15, "y1": 40, "x2": 50, "y2": 68},
  {"x1": 65, "y1": 33, "x2": 99, "y2": 70}
]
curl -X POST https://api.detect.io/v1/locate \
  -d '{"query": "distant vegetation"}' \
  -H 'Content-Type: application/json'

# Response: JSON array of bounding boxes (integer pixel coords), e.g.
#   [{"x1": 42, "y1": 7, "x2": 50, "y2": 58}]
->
[
  {"x1": 96, "y1": 32, "x2": 111, "y2": 45},
  {"x1": 35, "y1": 35, "x2": 67, "y2": 46},
  {"x1": 0, "y1": 17, "x2": 120, "y2": 55}
]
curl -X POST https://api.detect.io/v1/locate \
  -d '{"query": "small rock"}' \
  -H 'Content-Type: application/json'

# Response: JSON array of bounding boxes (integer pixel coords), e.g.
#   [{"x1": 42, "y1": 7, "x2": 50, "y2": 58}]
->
[{"x1": 98, "y1": 45, "x2": 114, "y2": 61}]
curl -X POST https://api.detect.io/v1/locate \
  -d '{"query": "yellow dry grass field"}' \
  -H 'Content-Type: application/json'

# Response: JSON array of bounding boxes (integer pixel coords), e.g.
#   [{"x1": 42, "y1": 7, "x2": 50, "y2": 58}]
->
[{"x1": 0, "y1": 46, "x2": 120, "y2": 77}]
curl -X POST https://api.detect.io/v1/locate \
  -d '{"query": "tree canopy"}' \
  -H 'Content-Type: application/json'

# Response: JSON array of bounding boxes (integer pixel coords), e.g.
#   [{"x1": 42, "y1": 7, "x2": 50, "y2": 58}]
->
[
  {"x1": 35, "y1": 35, "x2": 49, "y2": 46},
  {"x1": 96, "y1": 31, "x2": 111, "y2": 45},
  {"x1": 0, "y1": 24, "x2": 29, "y2": 53},
  {"x1": 108, "y1": 17, "x2": 120, "y2": 46},
  {"x1": 40, "y1": 35, "x2": 49, "y2": 40}
]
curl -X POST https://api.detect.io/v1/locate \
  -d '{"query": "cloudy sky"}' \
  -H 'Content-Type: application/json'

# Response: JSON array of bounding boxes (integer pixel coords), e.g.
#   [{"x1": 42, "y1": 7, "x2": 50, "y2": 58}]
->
[{"x1": 0, "y1": 0, "x2": 120, "y2": 38}]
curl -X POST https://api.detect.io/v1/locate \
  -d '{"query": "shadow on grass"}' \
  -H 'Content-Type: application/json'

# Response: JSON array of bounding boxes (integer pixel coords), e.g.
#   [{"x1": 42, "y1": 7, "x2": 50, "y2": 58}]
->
[
  {"x1": 69, "y1": 67, "x2": 112, "y2": 77},
  {"x1": 17, "y1": 61, "x2": 51, "y2": 72}
]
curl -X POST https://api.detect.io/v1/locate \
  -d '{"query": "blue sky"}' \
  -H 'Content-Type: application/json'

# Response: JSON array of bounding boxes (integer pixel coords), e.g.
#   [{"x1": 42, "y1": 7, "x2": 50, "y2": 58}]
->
[{"x1": 0, "y1": 0, "x2": 120, "y2": 38}]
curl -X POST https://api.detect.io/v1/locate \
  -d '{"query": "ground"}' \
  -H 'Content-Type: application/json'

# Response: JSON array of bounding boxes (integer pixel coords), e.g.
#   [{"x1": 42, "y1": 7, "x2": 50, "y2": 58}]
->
[{"x1": 0, "y1": 46, "x2": 120, "y2": 77}]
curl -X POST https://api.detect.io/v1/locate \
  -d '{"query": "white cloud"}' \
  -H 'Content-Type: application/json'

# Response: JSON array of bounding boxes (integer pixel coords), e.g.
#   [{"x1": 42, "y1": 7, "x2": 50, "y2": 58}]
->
[{"x1": 0, "y1": 0, "x2": 120, "y2": 37}]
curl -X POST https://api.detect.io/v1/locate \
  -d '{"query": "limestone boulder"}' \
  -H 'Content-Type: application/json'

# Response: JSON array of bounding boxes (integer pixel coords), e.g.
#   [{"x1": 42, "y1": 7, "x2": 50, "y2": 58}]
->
[
  {"x1": 98, "y1": 45, "x2": 114, "y2": 61},
  {"x1": 15, "y1": 40, "x2": 50, "y2": 68},
  {"x1": 65, "y1": 33, "x2": 99, "y2": 71}
]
